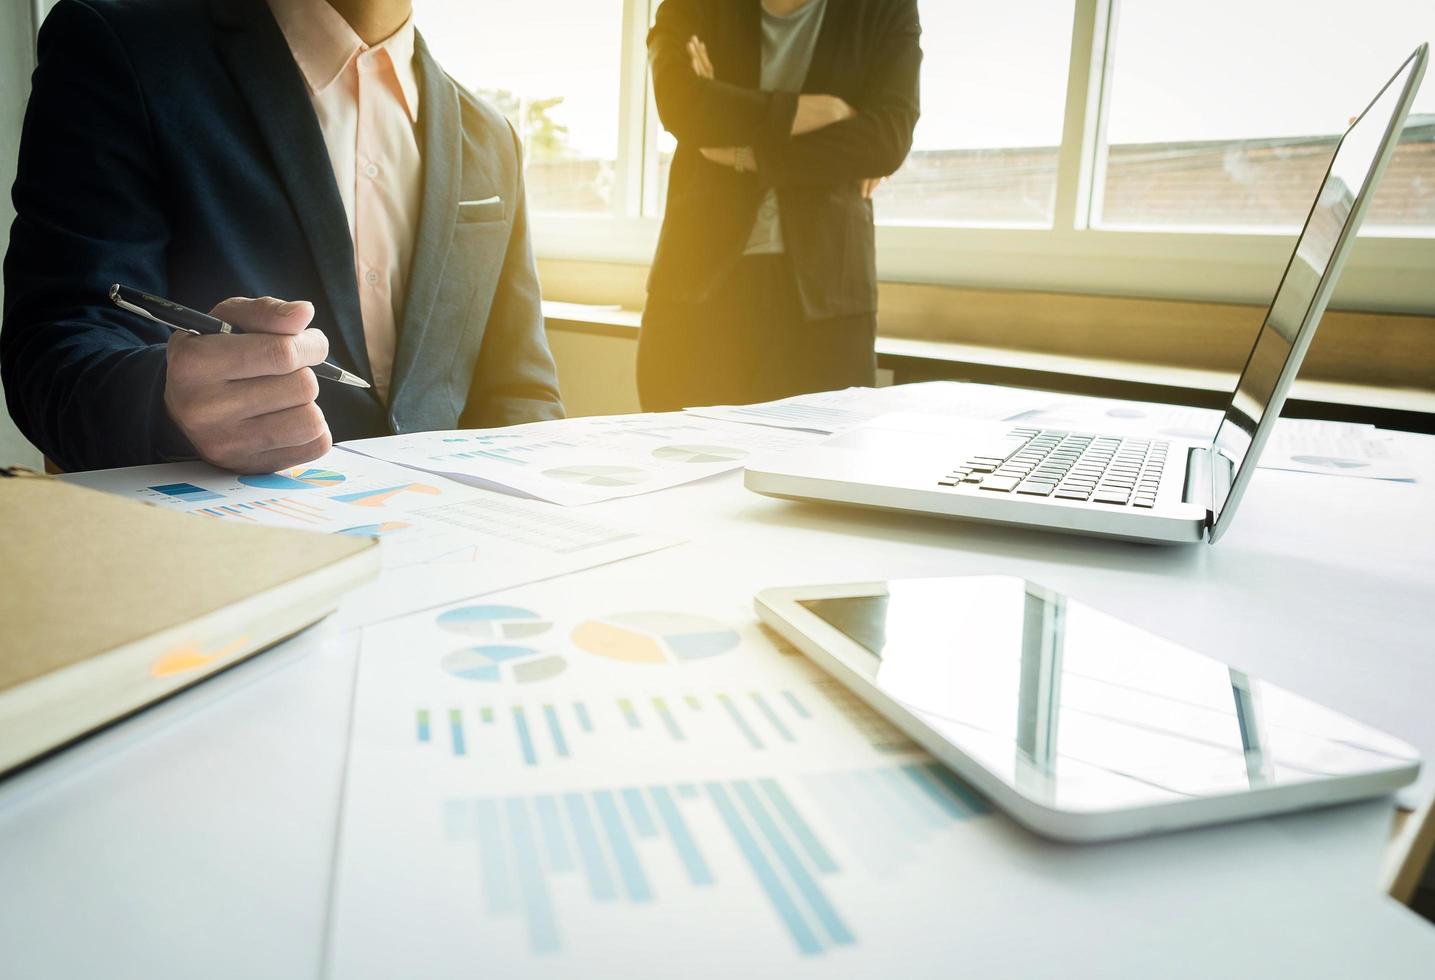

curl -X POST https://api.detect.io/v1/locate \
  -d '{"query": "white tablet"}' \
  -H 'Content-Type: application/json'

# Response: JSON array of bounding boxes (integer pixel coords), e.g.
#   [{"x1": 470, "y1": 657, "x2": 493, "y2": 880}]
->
[{"x1": 756, "y1": 576, "x2": 1419, "y2": 842}]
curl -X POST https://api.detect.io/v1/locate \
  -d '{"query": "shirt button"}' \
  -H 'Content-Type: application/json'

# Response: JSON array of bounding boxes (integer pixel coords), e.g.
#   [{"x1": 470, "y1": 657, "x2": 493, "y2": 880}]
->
[
  {"x1": 365, "y1": 270, "x2": 380, "y2": 285},
  {"x1": 363, "y1": 163, "x2": 380, "y2": 179}
]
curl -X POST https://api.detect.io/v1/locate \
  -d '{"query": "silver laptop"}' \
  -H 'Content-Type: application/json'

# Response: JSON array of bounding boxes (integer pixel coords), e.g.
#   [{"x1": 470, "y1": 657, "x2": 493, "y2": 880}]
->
[{"x1": 746, "y1": 45, "x2": 1427, "y2": 546}]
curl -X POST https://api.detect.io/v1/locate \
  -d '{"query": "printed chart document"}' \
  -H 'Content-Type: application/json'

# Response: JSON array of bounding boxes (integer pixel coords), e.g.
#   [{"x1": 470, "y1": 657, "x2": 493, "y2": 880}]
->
[
  {"x1": 63, "y1": 453, "x2": 678, "y2": 625},
  {"x1": 685, "y1": 382, "x2": 1055, "y2": 434},
  {"x1": 341, "y1": 414, "x2": 824, "y2": 506},
  {"x1": 328, "y1": 566, "x2": 982, "y2": 979}
]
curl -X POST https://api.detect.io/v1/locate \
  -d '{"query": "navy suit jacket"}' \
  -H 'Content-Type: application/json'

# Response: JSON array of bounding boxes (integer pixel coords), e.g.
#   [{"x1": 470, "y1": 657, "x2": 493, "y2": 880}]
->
[{"x1": 2, "y1": 0, "x2": 564, "y2": 473}]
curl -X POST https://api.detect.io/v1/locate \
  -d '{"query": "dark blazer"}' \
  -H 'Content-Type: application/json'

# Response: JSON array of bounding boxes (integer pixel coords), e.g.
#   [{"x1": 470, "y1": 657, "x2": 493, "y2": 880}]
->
[
  {"x1": 1, "y1": 0, "x2": 564, "y2": 473},
  {"x1": 646, "y1": 0, "x2": 921, "y2": 320}
]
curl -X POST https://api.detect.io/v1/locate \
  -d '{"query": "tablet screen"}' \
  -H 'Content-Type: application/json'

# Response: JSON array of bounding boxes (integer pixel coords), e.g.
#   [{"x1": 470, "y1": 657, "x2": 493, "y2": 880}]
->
[{"x1": 798, "y1": 577, "x2": 1417, "y2": 813}]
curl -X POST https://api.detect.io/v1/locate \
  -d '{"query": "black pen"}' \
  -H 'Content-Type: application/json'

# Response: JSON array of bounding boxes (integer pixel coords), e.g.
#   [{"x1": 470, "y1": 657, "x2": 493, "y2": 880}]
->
[{"x1": 109, "y1": 283, "x2": 370, "y2": 388}]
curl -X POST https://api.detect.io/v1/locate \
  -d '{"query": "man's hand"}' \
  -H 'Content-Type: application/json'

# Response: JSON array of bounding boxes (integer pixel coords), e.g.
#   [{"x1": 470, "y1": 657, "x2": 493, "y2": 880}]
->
[
  {"x1": 792, "y1": 94, "x2": 856, "y2": 135},
  {"x1": 688, "y1": 36, "x2": 715, "y2": 79},
  {"x1": 164, "y1": 296, "x2": 334, "y2": 474}
]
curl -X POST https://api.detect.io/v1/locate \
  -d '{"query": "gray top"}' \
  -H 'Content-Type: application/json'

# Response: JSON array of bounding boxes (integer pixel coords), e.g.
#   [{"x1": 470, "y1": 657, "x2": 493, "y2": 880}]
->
[{"x1": 744, "y1": 0, "x2": 828, "y2": 256}]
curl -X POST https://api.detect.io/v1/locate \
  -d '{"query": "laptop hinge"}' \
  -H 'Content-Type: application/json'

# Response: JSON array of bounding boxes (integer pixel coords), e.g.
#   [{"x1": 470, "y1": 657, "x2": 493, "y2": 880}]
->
[{"x1": 1182, "y1": 446, "x2": 1215, "y2": 529}]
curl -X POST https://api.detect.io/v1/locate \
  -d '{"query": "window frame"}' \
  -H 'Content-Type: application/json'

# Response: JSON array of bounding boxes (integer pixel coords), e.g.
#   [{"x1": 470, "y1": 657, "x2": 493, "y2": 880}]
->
[{"x1": 528, "y1": 0, "x2": 1435, "y2": 313}]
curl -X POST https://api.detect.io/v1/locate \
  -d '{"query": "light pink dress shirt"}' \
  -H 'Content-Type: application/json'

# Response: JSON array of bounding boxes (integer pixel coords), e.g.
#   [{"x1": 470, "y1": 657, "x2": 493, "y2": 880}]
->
[{"x1": 268, "y1": 0, "x2": 423, "y2": 401}]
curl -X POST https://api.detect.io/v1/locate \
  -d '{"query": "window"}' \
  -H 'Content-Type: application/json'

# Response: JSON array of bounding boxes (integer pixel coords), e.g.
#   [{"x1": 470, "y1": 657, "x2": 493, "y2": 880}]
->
[
  {"x1": 876, "y1": 1, "x2": 1075, "y2": 227},
  {"x1": 403, "y1": 0, "x2": 1432, "y2": 311},
  {"x1": 416, "y1": 0, "x2": 626, "y2": 214},
  {"x1": 1097, "y1": 0, "x2": 1435, "y2": 232}
]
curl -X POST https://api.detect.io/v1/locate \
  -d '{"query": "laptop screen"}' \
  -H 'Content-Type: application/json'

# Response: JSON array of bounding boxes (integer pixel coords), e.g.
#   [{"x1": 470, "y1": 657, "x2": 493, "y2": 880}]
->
[{"x1": 1209, "y1": 48, "x2": 1424, "y2": 531}]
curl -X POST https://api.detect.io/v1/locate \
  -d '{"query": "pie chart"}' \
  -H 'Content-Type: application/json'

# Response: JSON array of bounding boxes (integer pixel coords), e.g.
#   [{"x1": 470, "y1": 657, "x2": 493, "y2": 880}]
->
[
  {"x1": 440, "y1": 645, "x2": 567, "y2": 684},
  {"x1": 239, "y1": 466, "x2": 347, "y2": 490},
  {"x1": 543, "y1": 465, "x2": 649, "y2": 487},
  {"x1": 652, "y1": 444, "x2": 750, "y2": 464},
  {"x1": 437, "y1": 604, "x2": 554, "y2": 641},
  {"x1": 571, "y1": 611, "x2": 741, "y2": 665}
]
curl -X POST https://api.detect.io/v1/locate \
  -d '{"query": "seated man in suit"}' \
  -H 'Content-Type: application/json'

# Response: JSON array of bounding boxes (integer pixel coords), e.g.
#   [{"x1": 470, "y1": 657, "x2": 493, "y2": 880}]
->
[{"x1": 1, "y1": 0, "x2": 563, "y2": 474}]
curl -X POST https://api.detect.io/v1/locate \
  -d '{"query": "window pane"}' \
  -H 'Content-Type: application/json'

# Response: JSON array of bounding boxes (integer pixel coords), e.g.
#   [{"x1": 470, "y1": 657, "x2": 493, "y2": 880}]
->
[
  {"x1": 648, "y1": 2, "x2": 1075, "y2": 227},
  {"x1": 876, "y1": 1, "x2": 1074, "y2": 227},
  {"x1": 1099, "y1": 1, "x2": 1435, "y2": 232},
  {"x1": 417, "y1": 0, "x2": 624, "y2": 214}
]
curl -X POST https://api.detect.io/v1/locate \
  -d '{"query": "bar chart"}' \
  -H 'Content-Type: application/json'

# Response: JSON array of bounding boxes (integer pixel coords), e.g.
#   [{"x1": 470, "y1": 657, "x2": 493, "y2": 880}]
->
[
  {"x1": 442, "y1": 764, "x2": 988, "y2": 956},
  {"x1": 415, "y1": 687, "x2": 823, "y2": 767}
]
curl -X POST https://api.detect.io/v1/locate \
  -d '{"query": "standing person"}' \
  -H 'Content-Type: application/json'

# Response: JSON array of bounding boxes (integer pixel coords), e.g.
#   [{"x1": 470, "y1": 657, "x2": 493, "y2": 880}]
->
[
  {"x1": 2, "y1": 0, "x2": 562, "y2": 475},
  {"x1": 639, "y1": 0, "x2": 921, "y2": 412}
]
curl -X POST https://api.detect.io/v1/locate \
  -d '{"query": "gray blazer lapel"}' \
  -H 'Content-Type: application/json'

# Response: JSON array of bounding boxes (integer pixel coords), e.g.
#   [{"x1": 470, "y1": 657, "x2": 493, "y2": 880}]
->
[
  {"x1": 389, "y1": 36, "x2": 462, "y2": 393},
  {"x1": 211, "y1": 0, "x2": 372, "y2": 383}
]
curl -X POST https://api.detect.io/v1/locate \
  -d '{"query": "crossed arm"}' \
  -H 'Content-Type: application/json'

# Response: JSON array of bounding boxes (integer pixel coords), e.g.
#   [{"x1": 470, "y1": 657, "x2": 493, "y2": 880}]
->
[
  {"x1": 683, "y1": 37, "x2": 882, "y2": 196},
  {"x1": 647, "y1": 0, "x2": 921, "y2": 192}
]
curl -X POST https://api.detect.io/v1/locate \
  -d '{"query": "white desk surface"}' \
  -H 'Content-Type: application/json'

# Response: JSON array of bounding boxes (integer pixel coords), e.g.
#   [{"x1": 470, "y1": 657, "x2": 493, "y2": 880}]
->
[{"x1": 3, "y1": 423, "x2": 1434, "y2": 978}]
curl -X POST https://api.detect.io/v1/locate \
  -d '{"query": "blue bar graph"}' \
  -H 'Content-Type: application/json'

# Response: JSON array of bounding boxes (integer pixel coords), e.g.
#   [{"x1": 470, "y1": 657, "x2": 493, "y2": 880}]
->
[
  {"x1": 505, "y1": 797, "x2": 560, "y2": 953},
  {"x1": 718, "y1": 693, "x2": 764, "y2": 749},
  {"x1": 619, "y1": 698, "x2": 641, "y2": 729},
  {"x1": 733, "y1": 780, "x2": 854, "y2": 946},
  {"x1": 705, "y1": 782, "x2": 821, "y2": 955},
  {"x1": 418, "y1": 688, "x2": 820, "y2": 762},
  {"x1": 513, "y1": 707, "x2": 537, "y2": 766},
  {"x1": 563, "y1": 793, "x2": 617, "y2": 902},
  {"x1": 782, "y1": 689, "x2": 811, "y2": 718},
  {"x1": 449, "y1": 709, "x2": 466, "y2": 757},
  {"x1": 542, "y1": 705, "x2": 569, "y2": 758},
  {"x1": 592, "y1": 790, "x2": 652, "y2": 902},
  {"x1": 759, "y1": 778, "x2": 839, "y2": 874},
  {"x1": 149, "y1": 482, "x2": 223, "y2": 503},
  {"x1": 439, "y1": 769, "x2": 975, "y2": 958},
  {"x1": 652, "y1": 697, "x2": 685, "y2": 741},
  {"x1": 620, "y1": 787, "x2": 658, "y2": 839},
  {"x1": 533, "y1": 794, "x2": 573, "y2": 872},
  {"x1": 750, "y1": 693, "x2": 794, "y2": 742},
  {"x1": 649, "y1": 786, "x2": 713, "y2": 886}
]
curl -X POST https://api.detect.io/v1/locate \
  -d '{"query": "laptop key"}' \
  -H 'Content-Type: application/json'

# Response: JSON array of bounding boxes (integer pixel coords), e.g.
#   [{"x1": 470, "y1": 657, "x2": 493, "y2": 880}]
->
[
  {"x1": 1016, "y1": 482, "x2": 1055, "y2": 496},
  {"x1": 1055, "y1": 489, "x2": 1091, "y2": 500},
  {"x1": 1093, "y1": 491, "x2": 1130, "y2": 505},
  {"x1": 978, "y1": 475, "x2": 1021, "y2": 492},
  {"x1": 1133, "y1": 498, "x2": 1156, "y2": 508}
]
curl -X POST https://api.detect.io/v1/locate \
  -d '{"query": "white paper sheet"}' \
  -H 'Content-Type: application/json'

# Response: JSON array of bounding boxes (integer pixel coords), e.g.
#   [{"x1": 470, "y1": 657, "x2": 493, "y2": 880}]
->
[
  {"x1": 685, "y1": 382, "x2": 1056, "y2": 434},
  {"x1": 339, "y1": 413, "x2": 824, "y2": 506},
  {"x1": 62, "y1": 453, "x2": 680, "y2": 626},
  {"x1": 1258, "y1": 419, "x2": 1416, "y2": 482},
  {"x1": 327, "y1": 559, "x2": 1416, "y2": 979}
]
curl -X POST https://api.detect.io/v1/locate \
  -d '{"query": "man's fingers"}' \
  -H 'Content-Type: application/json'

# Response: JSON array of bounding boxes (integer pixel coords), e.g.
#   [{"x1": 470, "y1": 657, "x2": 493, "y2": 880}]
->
[
  {"x1": 240, "y1": 401, "x2": 331, "y2": 456},
  {"x1": 233, "y1": 431, "x2": 334, "y2": 477},
  {"x1": 209, "y1": 296, "x2": 315, "y2": 336},
  {"x1": 688, "y1": 36, "x2": 714, "y2": 78},
  {"x1": 189, "y1": 369, "x2": 321, "y2": 426},
  {"x1": 202, "y1": 327, "x2": 330, "y2": 381}
]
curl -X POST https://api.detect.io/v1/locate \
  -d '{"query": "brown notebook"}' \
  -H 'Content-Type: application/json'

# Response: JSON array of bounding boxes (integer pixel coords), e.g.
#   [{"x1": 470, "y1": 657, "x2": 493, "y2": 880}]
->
[{"x1": 0, "y1": 468, "x2": 380, "y2": 774}]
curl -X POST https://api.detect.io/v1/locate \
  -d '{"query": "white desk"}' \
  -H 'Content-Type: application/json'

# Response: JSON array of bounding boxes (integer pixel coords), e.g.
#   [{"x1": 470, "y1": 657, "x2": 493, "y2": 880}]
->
[{"x1": 3, "y1": 422, "x2": 1434, "y2": 978}]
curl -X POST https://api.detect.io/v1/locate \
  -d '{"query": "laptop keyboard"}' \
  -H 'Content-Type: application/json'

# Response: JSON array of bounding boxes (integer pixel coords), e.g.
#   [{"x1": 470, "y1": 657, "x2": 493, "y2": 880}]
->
[{"x1": 938, "y1": 428, "x2": 1170, "y2": 508}]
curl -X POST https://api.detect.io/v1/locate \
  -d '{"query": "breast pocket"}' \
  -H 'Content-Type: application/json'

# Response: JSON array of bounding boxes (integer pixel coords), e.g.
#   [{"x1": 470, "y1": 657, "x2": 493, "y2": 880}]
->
[{"x1": 458, "y1": 196, "x2": 506, "y2": 224}]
